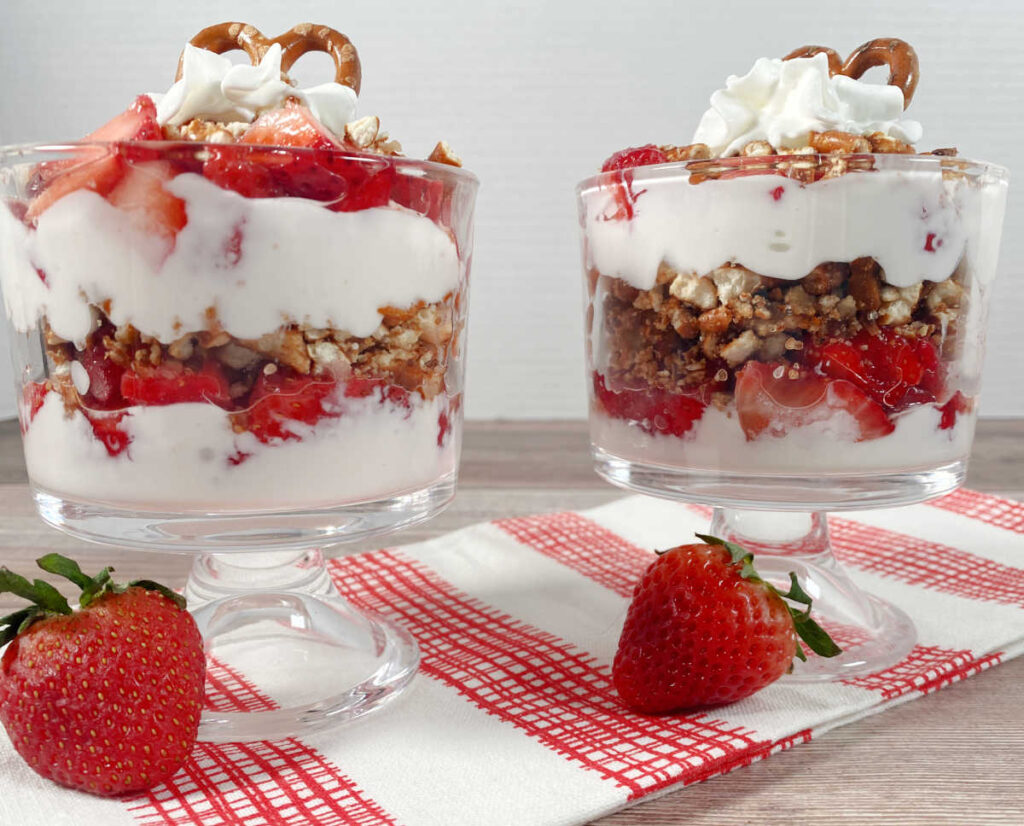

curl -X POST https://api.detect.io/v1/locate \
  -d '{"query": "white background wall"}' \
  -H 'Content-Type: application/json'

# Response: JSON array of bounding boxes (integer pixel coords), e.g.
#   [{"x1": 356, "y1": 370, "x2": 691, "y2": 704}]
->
[{"x1": 1, "y1": 0, "x2": 1021, "y2": 419}]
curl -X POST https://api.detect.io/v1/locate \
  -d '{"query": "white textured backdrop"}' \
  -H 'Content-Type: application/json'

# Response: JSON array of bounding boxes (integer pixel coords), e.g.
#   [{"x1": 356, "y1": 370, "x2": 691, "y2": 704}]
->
[{"x1": 1, "y1": 0, "x2": 1021, "y2": 419}]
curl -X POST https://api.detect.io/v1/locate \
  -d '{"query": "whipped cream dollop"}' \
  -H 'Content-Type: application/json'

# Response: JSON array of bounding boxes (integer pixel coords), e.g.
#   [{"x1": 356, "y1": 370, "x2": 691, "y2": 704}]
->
[
  {"x1": 151, "y1": 43, "x2": 357, "y2": 135},
  {"x1": 692, "y1": 53, "x2": 923, "y2": 157}
]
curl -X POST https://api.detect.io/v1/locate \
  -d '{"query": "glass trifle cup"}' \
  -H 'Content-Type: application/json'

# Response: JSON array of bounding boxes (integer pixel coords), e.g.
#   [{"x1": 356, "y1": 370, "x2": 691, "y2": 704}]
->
[
  {"x1": 577, "y1": 152, "x2": 1008, "y2": 677},
  {"x1": 0, "y1": 139, "x2": 478, "y2": 739}
]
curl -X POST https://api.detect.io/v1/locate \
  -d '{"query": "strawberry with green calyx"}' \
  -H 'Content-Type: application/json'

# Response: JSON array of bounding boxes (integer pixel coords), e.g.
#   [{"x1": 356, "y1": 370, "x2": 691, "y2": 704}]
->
[
  {"x1": 0, "y1": 554, "x2": 205, "y2": 796},
  {"x1": 612, "y1": 534, "x2": 840, "y2": 714}
]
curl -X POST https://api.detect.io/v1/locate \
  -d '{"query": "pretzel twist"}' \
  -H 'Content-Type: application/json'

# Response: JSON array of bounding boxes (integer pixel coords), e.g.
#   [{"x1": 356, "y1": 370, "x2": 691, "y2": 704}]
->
[
  {"x1": 783, "y1": 37, "x2": 919, "y2": 108},
  {"x1": 175, "y1": 21, "x2": 362, "y2": 94},
  {"x1": 782, "y1": 45, "x2": 842, "y2": 76}
]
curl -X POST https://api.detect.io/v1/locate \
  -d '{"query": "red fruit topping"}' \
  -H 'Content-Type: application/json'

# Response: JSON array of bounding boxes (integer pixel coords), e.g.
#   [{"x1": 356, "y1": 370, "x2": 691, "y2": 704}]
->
[
  {"x1": 939, "y1": 391, "x2": 971, "y2": 430},
  {"x1": 0, "y1": 556, "x2": 204, "y2": 795},
  {"x1": 343, "y1": 376, "x2": 412, "y2": 409},
  {"x1": 25, "y1": 153, "x2": 124, "y2": 221},
  {"x1": 27, "y1": 96, "x2": 162, "y2": 220},
  {"x1": 76, "y1": 340, "x2": 127, "y2": 411},
  {"x1": 593, "y1": 373, "x2": 705, "y2": 438},
  {"x1": 438, "y1": 410, "x2": 451, "y2": 447},
  {"x1": 600, "y1": 145, "x2": 667, "y2": 221},
  {"x1": 20, "y1": 382, "x2": 48, "y2": 433},
  {"x1": 924, "y1": 232, "x2": 942, "y2": 252},
  {"x1": 241, "y1": 102, "x2": 340, "y2": 150},
  {"x1": 392, "y1": 173, "x2": 445, "y2": 221},
  {"x1": 120, "y1": 361, "x2": 231, "y2": 408},
  {"x1": 806, "y1": 329, "x2": 943, "y2": 412},
  {"x1": 202, "y1": 146, "x2": 281, "y2": 198},
  {"x1": 334, "y1": 167, "x2": 395, "y2": 212},
  {"x1": 600, "y1": 145, "x2": 667, "y2": 173},
  {"x1": 245, "y1": 371, "x2": 340, "y2": 444},
  {"x1": 83, "y1": 410, "x2": 131, "y2": 457},
  {"x1": 613, "y1": 536, "x2": 840, "y2": 713},
  {"x1": 107, "y1": 161, "x2": 187, "y2": 242},
  {"x1": 734, "y1": 361, "x2": 894, "y2": 442},
  {"x1": 771, "y1": 185, "x2": 785, "y2": 201}
]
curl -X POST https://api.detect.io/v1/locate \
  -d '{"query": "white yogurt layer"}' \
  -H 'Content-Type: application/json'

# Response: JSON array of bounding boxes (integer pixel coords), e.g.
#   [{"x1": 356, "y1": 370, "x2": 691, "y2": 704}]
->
[
  {"x1": 583, "y1": 168, "x2": 1007, "y2": 289},
  {"x1": 23, "y1": 391, "x2": 454, "y2": 511},
  {"x1": 0, "y1": 172, "x2": 461, "y2": 344},
  {"x1": 591, "y1": 403, "x2": 973, "y2": 474}
]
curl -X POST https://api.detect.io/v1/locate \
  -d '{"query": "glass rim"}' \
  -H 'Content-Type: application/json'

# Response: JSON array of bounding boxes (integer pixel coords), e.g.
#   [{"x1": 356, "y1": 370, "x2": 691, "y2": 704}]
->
[
  {"x1": 0, "y1": 140, "x2": 480, "y2": 187},
  {"x1": 576, "y1": 152, "x2": 1009, "y2": 196}
]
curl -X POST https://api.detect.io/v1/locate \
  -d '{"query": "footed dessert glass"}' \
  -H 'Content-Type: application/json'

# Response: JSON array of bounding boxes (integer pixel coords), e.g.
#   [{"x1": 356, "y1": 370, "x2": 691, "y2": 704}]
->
[
  {"x1": 0, "y1": 141, "x2": 478, "y2": 739},
  {"x1": 578, "y1": 154, "x2": 1008, "y2": 678}
]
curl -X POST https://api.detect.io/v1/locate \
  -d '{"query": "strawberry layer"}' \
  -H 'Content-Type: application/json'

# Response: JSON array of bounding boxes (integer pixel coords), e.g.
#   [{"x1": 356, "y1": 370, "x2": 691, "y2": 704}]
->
[
  {"x1": 590, "y1": 402, "x2": 974, "y2": 475},
  {"x1": 1, "y1": 172, "x2": 461, "y2": 344},
  {"x1": 23, "y1": 391, "x2": 454, "y2": 511}
]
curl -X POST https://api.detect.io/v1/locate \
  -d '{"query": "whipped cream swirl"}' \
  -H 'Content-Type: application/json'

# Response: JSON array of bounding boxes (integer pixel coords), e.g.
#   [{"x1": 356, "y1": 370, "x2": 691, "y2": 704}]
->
[
  {"x1": 692, "y1": 53, "x2": 923, "y2": 157},
  {"x1": 151, "y1": 43, "x2": 358, "y2": 136}
]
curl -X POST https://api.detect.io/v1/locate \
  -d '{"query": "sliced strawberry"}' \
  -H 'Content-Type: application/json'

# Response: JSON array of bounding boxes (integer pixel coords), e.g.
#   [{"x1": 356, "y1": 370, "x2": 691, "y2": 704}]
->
[
  {"x1": 27, "y1": 96, "x2": 162, "y2": 220},
  {"x1": 203, "y1": 146, "x2": 280, "y2": 198},
  {"x1": 26, "y1": 153, "x2": 124, "y2": 221},
  {"x1": 241, "y1": 102, "x2": 340, "y2": 150},
  {"x1": 593, "y1": 373, "x2": 706, "y2": 438},
  {"x1": 734, "y1": 361, "x2": 894, "y2": 442},
  {"x1": 244, "y1": 371, "x2": 340, "y2": 444},
  {"x1": 107, "y1": 161, "x2": 187, "y2": 242},
  {"x1": 83, "y1": 410, "x2": 131, "y2": 457},
  {"x1": 120, "y1": 361, "x2": 231, "y2": 408},
  {"x1": 806, "y1": 329, "x2": 944, "y2": 412},
  {"x1": 600, "y1": 145, "x2": 666, "y2": 221}
]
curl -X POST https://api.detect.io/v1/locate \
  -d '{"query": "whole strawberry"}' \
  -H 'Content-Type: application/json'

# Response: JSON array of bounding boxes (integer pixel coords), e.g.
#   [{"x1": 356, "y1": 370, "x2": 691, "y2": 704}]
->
[
  {"x1": 0, "y1": 555, "x2": 205, "y2": 796},
  {"x1": 613, "y1": 535, "x2": 840, "y2": 713}
]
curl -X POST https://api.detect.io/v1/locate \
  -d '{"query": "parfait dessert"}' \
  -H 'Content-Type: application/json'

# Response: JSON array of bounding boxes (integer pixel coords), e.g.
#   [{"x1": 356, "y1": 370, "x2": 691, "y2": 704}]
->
[
  {"x1": 0, "y1": 22, "x2": 477, "y2": 515},
  {"x1": 578, "y1": 39, "x2": 1007, "y2": 496}
]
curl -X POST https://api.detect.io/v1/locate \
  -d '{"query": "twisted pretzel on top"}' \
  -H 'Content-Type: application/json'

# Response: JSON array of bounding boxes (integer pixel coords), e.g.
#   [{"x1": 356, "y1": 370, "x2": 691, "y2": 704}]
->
[
  {"x1": 176, "y1": 21, "x2": 362, "y2": 94},
  {"x1": 783, "y1": 37, "x2": 919, "y2": 108}
]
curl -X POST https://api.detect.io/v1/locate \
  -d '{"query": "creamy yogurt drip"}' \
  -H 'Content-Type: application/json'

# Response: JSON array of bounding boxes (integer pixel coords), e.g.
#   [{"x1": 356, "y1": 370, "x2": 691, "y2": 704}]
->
[
  {"x1": 693, "y1": 54, "x2": 923, "y2": 157},
  {"x1": 151, "y1": 43, "x2": 358, "y2": 135},
  {"x1": 0, "y1": 173, "x2": 461, "y2": 344}
]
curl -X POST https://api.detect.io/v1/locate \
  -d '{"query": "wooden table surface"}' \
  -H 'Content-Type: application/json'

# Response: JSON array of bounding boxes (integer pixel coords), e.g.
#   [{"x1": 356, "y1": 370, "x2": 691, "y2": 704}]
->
[{"x1": 1, "y1": 418, "x2": 1022, "y2": 825}]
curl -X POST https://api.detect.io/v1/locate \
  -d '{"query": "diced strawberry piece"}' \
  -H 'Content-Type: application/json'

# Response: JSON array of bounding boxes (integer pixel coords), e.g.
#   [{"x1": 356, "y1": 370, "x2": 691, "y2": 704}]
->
[
  {"x1": 19, "y1": 382, "x2": 49, "y2": 434},
  {"x1": 120, "y1": 361, "x2": 231, "y2": 408},
  {"x1": 806, "y1": 329, "x2": 944, "y2": 412},
  {"x1": 26, "y1": 153, "x2": 124, "y2": 221},
  {"x1": 83, "y1": 410, "x2": 131, "y2": 457},
  {"x1": 77, "y1": 341, "x2": 127, "y2": 411},
  {"x1": 343, "y1": 376, "x2": 411, "y2": 409},
  {"x1": 27, "y1": 96, "x2": 162, "y2": 220},
  {"x1": 107, "y1": 161, "x2": 187, "y2": 242},
  {"x1": 593, "y1": 373, "x2": 705, "y2": 438},
  {"x1": 734, "y1": 362, "x2": 894, "y2": 442},
  {"x1": 392, "y1": 174, "x2": 445, "y2": 221},
  {"x1": 938, "y1": 391, "x2": 971, "y2": 430},
  {"x1": 600, "y1": 145, "x2": 667, "y2": 222},
  {"x1": 87, "y1": 95, "x2": 163, "y2": 144},
  {"x1": 241, "y1": 102, "x2": 340, "y2": 150},
  {"x1": 601, "y1": 145, "x2": 667, "y2": 173},
  {"x1": 203, "y1": 146, "x2": 281, "y2": 198},
  {"x1": 245, "y1": 371, "x2": 340, "y2": 444},
  {"x1": 334, "y1": 167, "x2": 395, "y2": 212}
]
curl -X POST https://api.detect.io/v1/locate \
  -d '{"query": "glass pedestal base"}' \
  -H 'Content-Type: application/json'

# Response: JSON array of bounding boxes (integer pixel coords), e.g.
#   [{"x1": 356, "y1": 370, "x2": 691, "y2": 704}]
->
[{"x1": 186, "y1": 550, "x2": 419, "y2": 743}]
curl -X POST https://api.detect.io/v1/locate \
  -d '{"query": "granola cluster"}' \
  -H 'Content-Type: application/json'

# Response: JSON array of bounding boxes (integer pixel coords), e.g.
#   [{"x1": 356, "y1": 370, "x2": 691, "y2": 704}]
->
[
  {"x1": 595, "y1": 259, "x2": 964, "y2": 400},
  {"x1": 44, "y1": 298, "x2": 456, "y2": 417}
]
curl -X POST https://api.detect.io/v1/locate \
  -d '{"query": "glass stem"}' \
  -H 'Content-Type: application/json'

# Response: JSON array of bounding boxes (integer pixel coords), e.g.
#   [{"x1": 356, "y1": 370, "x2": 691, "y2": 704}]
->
[
  {"x1": 709, "y1": 508, "x2": 832, "y2": 561},
  {"x1": 184, "y1": 549, "x2": 336, "y2": 606}
]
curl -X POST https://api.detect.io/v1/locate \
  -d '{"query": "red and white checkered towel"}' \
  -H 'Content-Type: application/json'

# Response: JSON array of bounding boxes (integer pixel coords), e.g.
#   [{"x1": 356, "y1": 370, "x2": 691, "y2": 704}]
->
[{"x1": 3, "y1": 488, "x2": 1024, "y2": 826}]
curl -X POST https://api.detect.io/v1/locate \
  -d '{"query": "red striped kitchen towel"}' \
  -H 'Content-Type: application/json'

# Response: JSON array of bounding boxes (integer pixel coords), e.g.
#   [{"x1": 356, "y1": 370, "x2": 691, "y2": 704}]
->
[{"x1": 2, "y1": 488, "x2": 1023, "y2": 826}]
